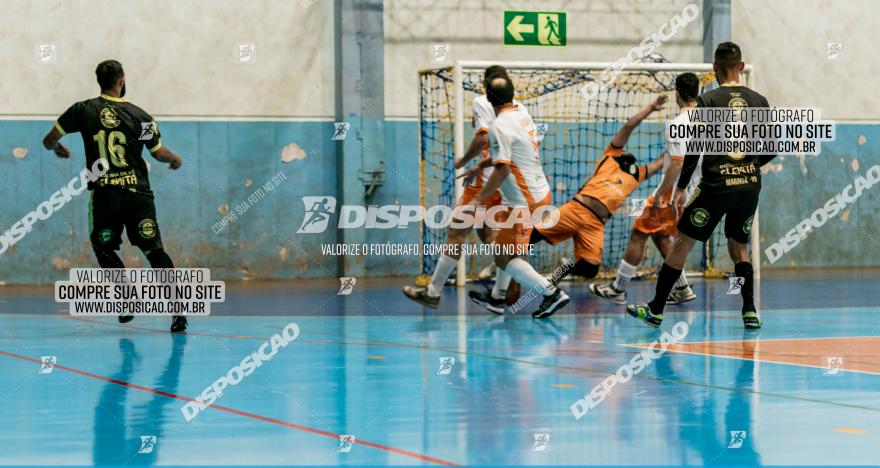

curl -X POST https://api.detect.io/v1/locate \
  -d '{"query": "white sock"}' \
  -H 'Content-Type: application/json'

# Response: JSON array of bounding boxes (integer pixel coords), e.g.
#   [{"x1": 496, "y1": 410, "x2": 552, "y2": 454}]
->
[
  {"x1": 676, "y1": 272, "x2": 690, "y2": 288},
  {"x1": 428, "y1": 255, "x2": 457, "y2": 297},
  {"x1": 491, "y1": 269, "x2": 512, "y2": 300},
  {"x1": 612, "y1": 260, "x2": 638, "y2": 292},
  {"x1": 505, "y1": 258, "x2": 555, "y2": 296}
]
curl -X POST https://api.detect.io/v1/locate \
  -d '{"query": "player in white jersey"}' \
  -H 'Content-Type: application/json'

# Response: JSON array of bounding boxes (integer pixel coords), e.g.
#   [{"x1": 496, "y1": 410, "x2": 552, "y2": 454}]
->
[
  {"x1": 472, "y1": 75, "x2": 569, "y2": 319},
  {"x1": 590, "y1": 73, "x2": 702, "y2": 305},
  {"x1": 402, "y1": 66, "x2": 511, "y2": 308},
  {"x1": 458, "y1": 90, "x2": 527, "y2": 280}
]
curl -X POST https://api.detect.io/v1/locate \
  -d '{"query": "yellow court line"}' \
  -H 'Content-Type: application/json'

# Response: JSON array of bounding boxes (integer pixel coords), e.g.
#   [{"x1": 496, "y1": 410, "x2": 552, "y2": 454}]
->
[{"x1": 834, "y1": 428, "x2": 867, "y2": 434}]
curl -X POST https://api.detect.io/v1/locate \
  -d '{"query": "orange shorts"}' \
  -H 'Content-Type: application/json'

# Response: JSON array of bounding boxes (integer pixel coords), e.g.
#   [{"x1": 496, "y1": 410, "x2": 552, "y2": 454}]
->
[
  {"x1": 534, "y1": 199, "x2": 605, "y2": 264},
  {"x1": 459, "y1": 185, "x2": 502, "y2": 207},
  {"x1": 633, "y1": 192, "x2": 679, "y2": 236},
  {"x1": 495, "y1": 194, "x2": 551, "y2": 253}
]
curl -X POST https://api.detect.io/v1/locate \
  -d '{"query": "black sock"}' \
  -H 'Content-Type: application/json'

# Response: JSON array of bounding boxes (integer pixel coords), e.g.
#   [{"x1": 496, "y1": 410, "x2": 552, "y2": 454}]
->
[
  {"x1": 648, "y1": 263, "x2": 682, "y2": 315},
  {"x1": 146, "y1": 249, "x2": 175, "y2": 268},
  {"x1": 734, "y1": 262, "x2": 755, "y2": 312},
  {"x1": 93, "y1": 247, "x2": 124, "y2": 269}
]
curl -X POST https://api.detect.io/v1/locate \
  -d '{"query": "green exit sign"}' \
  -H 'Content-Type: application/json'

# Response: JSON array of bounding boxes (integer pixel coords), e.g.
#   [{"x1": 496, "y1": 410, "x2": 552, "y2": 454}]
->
[{"x1": 503, "y1": 11, "x2": 566, "y2": 46}]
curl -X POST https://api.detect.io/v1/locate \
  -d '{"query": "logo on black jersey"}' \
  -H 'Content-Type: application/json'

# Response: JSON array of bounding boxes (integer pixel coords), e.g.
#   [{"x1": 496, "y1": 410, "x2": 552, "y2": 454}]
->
[
  {"x1": 100, "y1": 108, "x2": 120, "y2": 128},
  {"x1": 728, "y1": 97, "x2": 747, "y2": 110}
]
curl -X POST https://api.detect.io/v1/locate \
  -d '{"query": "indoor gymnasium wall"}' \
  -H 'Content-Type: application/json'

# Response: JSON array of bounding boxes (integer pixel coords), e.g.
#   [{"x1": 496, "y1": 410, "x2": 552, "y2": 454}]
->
[
  {"x1": 384, "y1": 0, "x2": 704, "y2": 119},
  {"x1": 5, "y1": 1, "x2": 873, "y2": 284},
  {"x1": 0, "y1": 0, "x2": 339, "y2": 283},
  {"x1": 733, "y1": 0, "x2": 880, "y2": 268}
]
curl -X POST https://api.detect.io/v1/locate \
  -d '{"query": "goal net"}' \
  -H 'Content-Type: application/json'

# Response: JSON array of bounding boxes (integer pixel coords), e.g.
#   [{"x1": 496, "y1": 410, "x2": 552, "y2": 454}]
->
[{"x1": 418, "y1": 61, "x2": 756, "y2": 283}]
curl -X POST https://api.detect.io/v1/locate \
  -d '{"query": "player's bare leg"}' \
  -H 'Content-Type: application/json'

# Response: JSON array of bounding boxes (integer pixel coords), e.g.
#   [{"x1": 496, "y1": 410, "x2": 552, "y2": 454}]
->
[{"x1": 650, "y1": 232, "x2": 672, "y2": 258}]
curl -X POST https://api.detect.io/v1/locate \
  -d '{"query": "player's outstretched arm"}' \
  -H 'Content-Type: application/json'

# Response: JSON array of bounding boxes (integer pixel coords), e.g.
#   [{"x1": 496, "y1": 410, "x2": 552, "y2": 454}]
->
[
  {"x1": 644, "y1": 155, "x2": 665, "y2": 179},
  {"x1": 42, "y1": 127, "x2": 71, "y2": 158},
  {"x1": 150, "y1": 146, "x2": 183, "y2": 170},
  {"x1": 610, "y1": 95, "x2": 668, "y2": 149}
]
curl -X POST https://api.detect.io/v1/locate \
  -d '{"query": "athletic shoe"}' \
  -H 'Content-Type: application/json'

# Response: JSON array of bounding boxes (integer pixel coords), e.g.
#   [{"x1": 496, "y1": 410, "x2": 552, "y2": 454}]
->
[
  {"x1": 170, "y1": 316, "x2": 188, "y2": 333},
  {"x1": 742, "y1": 310, "x2": 762, "y2": 329},
  {"x1": 589, "y1": 281, "x2": 626, "y2": 305},
  {"x1": 532, "y1": 289, "x2": 570, "y2": 319},
  {"x1": 626, "y1": 303, "x2": 663, "y2": 327},
  {"x1": 666, "y1": 285, "x2": 696, "y2": 305},
  {"x1": 402, "y1": 285, "x2": 440, "y2": 308},
  {"x1": 468, "y1": 288, "x2": 505, "y2": 315}
]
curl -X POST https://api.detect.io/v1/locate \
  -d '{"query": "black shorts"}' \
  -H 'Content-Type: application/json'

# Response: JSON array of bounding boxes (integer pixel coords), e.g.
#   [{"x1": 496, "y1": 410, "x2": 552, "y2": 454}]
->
[
  {"x1": 89, "y1": 188, "x2": 164, "y2": 251},
  {"x1": 677, "y1": 188, "x2": 759, "y2": 244}
]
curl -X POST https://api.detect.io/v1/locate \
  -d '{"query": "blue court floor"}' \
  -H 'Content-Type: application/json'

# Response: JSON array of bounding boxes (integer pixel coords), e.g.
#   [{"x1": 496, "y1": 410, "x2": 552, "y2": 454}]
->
[{"x1": 2, "y1": 270, "x2": 879, "y2": 465}]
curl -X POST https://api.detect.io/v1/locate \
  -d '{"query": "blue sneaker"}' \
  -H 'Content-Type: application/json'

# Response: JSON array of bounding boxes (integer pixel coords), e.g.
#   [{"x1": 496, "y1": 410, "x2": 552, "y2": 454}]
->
[{"x1": 626, "y1": 303, "x2": 663, "y2": 327}]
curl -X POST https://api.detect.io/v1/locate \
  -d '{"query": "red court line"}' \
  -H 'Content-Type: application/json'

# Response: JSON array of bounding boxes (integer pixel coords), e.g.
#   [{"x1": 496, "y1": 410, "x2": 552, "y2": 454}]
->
[{"x1": 0, "y1": 349, "x2": 459, "y2": 466}]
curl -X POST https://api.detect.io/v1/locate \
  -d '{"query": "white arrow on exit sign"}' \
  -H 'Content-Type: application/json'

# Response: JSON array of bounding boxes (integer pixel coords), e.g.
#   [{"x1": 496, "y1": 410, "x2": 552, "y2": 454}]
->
[{"x1": 505, "y1": 15, "x2": 534, "y2": 42}]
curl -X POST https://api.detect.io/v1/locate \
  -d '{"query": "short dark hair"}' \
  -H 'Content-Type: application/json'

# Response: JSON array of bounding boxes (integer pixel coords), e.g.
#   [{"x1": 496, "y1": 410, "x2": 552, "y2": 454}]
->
[
  {"x1": 675, "y1": 72, "x2": 699, "y2": 101},
  {"x1": 486, "y1": 75, "x2": 514, "y2": 107},
  {"x1": 713, "y1": 42, "x2": 742, "y2": 70},
  {"x1": 484, "y1": 65, "x2": 508, "y2": 80},
  {"x1": 95, "y1": 60, "x2": 124, "y2": 91},
  {"x1": 483, "y1": 65, "x2": 509, "y2": 91}
]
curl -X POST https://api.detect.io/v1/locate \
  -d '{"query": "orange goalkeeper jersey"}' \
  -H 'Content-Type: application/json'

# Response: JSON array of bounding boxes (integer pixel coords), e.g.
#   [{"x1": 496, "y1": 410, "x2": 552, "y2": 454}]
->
[{"x1": 577, "y1": 144, "x2": 648, "y2": 215}]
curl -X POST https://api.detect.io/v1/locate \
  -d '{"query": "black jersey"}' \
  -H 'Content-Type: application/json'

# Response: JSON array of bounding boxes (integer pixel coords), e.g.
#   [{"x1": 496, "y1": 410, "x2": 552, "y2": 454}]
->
[
  {"x1": 55, "y1": 95, "x2": 161, "y2": 193},
  {"x1": 695, "y1": 83, "x2": 771, "y2": 192}
]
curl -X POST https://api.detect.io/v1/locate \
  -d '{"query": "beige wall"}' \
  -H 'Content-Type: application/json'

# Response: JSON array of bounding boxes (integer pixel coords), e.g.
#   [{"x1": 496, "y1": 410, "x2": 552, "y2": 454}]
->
[
  {"x1": 4, "y1": 0, "x2": 871, "y2": 121},
  {"x1": 384, "y1": 0, "x2": 704, "y2": 118},
  {"x1": 0, "y1": 0, "x2": 336, "y2": 118},
  {"x1": 732, "y1": 0, "x2": 880, "y2": 121}
]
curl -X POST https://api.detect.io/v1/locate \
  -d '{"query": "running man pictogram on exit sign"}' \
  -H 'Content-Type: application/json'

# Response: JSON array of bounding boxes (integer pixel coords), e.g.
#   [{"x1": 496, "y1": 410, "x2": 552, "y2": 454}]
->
[{"x1": 504, "y1": 11, "x2": 566, "y2": 46}]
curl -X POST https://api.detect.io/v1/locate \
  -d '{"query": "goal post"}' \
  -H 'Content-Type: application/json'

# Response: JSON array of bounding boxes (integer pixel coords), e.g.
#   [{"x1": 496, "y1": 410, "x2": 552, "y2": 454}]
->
[{"x1": 419, "y1": 60, "x2": 758, "y2": 287}]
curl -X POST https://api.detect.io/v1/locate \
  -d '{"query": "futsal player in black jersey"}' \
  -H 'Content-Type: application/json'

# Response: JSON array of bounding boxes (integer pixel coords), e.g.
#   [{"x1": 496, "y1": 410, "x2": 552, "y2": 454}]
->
[
  {"x1": 42, "y1": 60, "x2": 188, "y2": 332},
  {"x1": 626, "y1": 42, "x2": 776, "y2": 329}
]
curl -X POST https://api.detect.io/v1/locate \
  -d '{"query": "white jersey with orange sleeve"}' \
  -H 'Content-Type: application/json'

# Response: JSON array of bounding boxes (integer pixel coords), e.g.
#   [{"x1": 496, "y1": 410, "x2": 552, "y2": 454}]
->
[
  {"x1": 488, "y1": 104, "x2": 551, "y2": 208},
  {"x1": 471, "y1": 95, "x2": 524, "y2": 186},
  {"x1": 659, "y1": 110, "x2": 702, "y2": 198}
]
